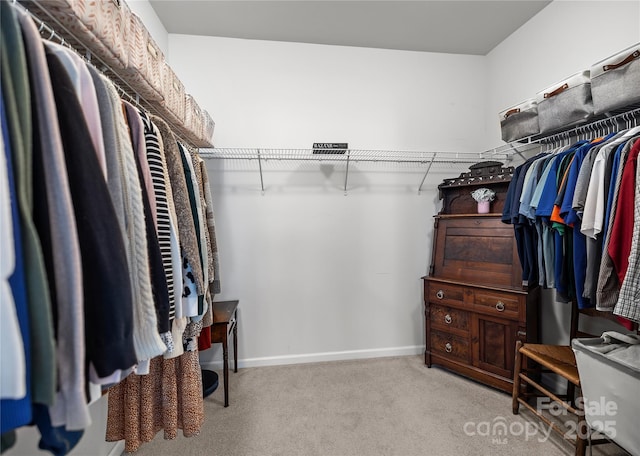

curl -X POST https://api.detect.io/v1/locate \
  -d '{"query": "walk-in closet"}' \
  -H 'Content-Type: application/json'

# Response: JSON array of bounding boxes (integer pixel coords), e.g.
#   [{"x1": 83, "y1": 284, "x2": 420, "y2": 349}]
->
[{"x1": 2, "y1": 1, "x2": 639, "y2": 456}]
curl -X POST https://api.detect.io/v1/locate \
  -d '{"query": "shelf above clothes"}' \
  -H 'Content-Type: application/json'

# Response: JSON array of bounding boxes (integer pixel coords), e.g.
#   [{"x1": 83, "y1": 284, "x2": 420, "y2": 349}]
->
[
  {"x1": 18, "y1": 0, "x2": 213, "y2": 148},
  {"x1": 199, "y1": 148, "x2": 511, "y2": 195},
  {"x1": 199, "y1": 106, "x2": 640, "y2": 195}
]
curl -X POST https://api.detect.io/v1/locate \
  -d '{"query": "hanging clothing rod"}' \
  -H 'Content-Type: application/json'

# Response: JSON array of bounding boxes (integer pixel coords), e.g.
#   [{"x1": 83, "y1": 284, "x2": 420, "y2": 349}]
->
[
  {"x1": 14, "y1": 0, "x2": 195, "y2": 148},
  {"x1": 200, "y1": 148, "x2": 491, "y2": 195},
  {"x1": 199, "y1": 148, "x2": 496, "y2": 164}
]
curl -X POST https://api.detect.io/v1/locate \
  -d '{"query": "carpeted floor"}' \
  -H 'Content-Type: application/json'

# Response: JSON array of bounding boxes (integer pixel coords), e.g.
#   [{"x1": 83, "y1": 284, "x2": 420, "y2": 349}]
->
[{"x1": 130, "y1": 355, "x2": 629, "y2": 456}]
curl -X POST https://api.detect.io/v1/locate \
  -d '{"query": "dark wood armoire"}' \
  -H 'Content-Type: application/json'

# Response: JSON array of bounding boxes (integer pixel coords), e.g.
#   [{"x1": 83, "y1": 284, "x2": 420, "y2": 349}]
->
[{"x1": 422, "y1": 161, "x2": 539, "y2": 393}]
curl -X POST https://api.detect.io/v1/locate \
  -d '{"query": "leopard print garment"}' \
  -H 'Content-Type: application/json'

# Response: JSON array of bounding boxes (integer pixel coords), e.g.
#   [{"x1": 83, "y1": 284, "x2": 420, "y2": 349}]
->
[{"x1": 106, "y1": 350, "x2": 204, "y2": 453}]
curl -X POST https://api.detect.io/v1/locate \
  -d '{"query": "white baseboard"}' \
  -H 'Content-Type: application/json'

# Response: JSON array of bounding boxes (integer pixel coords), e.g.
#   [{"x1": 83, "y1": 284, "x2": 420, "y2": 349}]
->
[
  {"x1": 199, "y1": 345, "x2": 424, "y2": 370},
  {"x1": 107, "y1": 441, "x2": 124, "y2": 456}
]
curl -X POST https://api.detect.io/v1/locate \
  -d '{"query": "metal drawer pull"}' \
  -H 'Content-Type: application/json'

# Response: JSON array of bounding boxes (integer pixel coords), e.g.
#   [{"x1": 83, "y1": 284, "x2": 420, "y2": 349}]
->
[
  {"x1": 444, "y1": 314, "x2": 452, "y2": 324},
  {"x1": 445, "y1": 342, "x2": 452, "y2": 353},
  {"x1": 495, "y1": 301, "x2": 505, "y2": 312},
  {"x1": 436, "y1": 290, "x2": 444, "y2": 300}
]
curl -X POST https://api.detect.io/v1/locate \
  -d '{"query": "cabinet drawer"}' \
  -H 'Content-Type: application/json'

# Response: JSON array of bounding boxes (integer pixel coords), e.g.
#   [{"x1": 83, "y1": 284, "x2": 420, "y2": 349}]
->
[
  {"x1": 472, "y1": 289, "x2": 520, "y2": 319},
  {"x1": 428, "y1": 283, "x2": 464, "y2": 307},
  {"x1": 430, "y1": 330, "x2": 470, "y2": 362},
  {"x1": 430, "y1": 304, "x2": 470, "y2": 332}
]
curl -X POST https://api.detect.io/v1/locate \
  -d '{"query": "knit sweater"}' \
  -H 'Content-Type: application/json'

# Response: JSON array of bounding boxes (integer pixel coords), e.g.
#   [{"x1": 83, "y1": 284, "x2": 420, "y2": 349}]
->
[
  {"x1": 151, "y1": 116, "x2": 204, "y2": 296},
  {"x1": 46, "y1": 46, "x2": 138, "y2": 378},
  {"x1": 124, "y1": 102, "x2": 156, "y2": 226},
  {"x1": 44, "y1": 42, "x2": 107, "y2": 179},
  {"x1": 124, "y1": 102, "x2": 171, "y2": 339},
  {"x1": 138, "y1": 110, "x2": 176, "y2": 322},
  {"x1": 105, "y1": 84, "x2": 166, "y2": 362},
  {"x1": 200, "y1": 159, "x2": 221, "y2": 295},
  {"x1": 190, "y1": 150, "x2": 213, "y2": 329},
  {"x1": 18, "y1": 10, "x2": 89, "y2": 430}
]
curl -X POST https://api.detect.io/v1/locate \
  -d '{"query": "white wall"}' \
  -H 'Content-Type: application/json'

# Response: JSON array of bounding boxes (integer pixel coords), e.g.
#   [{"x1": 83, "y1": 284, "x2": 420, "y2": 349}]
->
[
  {"x1": 167, "y1": 35, "x2": 489, "y2": 367},
  {"x1": 170, "y1": 35, "x2": 488, "y2": 151}
]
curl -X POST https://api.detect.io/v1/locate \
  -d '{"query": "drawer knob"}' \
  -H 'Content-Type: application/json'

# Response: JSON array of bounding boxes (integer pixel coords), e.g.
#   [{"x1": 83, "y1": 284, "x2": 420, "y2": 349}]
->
[
  {"x1": 436, "y1": 290, "x2": 444, "y2": 300},
  {"x1": 444, "y1": 314, "x2": 452, "y2": 324},
  {"x1": 495, "y1": 301, "x2": 505, "y2": 312},
  {"x1": 445, "y1": 342, "x2": 453, "y2": 353}
]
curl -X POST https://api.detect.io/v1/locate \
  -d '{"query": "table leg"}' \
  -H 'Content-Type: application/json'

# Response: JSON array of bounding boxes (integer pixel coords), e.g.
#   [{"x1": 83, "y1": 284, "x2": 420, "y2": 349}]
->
[
  {"x1": 233, "y1": 319, "x2": 238, "y2": 373},
  {"x1": 222, "y1": 336, "x2": 229, "y2": 407}
]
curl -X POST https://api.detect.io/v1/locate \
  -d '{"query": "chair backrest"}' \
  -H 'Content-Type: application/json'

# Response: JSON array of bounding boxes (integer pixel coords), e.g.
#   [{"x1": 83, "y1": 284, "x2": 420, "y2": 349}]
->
[{"x1": 570, "y1": 301, "x2": 639, "y2": 341}]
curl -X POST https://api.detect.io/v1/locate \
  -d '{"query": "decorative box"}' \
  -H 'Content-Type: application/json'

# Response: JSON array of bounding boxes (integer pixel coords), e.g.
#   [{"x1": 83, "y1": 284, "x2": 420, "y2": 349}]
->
[
  {"x1": 201, "y1": 110, "x2": 215, "y2": 146},
  {"x1": 536, "y1": 71, "x2": 593, "y2": 134},
  {"x1": 26, "y1": 0, "x2": 131, "y2": 71},
  {"x1": 499, "y1": 98, "x2": 539, "y2": 142},
  {"x1": 591, "y1": 44, "x2": 640, "y2": 114},
  {"x1": 157, "y1": 62, "x2": 186, "y2": 127},
  {"x1": 121, "y1": 12, "x2": 164, "y2": 102}
]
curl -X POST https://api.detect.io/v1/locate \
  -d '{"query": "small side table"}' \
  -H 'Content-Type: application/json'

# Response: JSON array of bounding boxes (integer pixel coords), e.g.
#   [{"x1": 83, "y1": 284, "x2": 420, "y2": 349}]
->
[{"x1": 211, "y1": 300, "x2": 239, "y2": 407}]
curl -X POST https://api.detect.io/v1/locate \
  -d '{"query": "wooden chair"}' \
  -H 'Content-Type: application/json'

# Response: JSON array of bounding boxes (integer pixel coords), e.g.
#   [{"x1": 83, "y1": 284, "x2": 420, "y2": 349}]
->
[{"x1": 512, "y1": 301, "x2": 636, "y2": 456}]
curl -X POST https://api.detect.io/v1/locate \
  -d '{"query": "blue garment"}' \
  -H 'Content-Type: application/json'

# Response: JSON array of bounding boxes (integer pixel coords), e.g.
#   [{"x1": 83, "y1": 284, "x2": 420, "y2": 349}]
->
[
  {"x1": 0, "y1": 91, "x2": 32, "y2": 434},
  {"x1": 501, "y1": 164, "x2": 521, "y2": 224},
  {"x1": 536, "y1": 143, "x2": 586, "y2": 221},
  {"x1": 503, "y1": 154, "x2": 546, "y2": 286},
  {"x1": 557, "y1": 138, "x2": 610, "y2": 309},
  {"x1": 519, "y1": 154, "x2": 550, "y2": 221},
  {"x1": 34, "y1": 404, "x2": 84, "y2": 456},
  {"x1": 560, "y1": 142, "x2": 599, "y2": 224},
  {"x1": 551, "y1": 150, "x2": 576, "y2": 297}
]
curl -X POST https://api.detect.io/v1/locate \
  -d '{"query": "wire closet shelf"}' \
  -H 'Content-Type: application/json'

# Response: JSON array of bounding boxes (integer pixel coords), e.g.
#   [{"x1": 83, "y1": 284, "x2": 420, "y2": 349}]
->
[
  {"x1": 199, "y1": 148, "x2": 507, "y2": 195},
  {"x1": 199, "y1": 105, "x2": 640, "y2": 195}
]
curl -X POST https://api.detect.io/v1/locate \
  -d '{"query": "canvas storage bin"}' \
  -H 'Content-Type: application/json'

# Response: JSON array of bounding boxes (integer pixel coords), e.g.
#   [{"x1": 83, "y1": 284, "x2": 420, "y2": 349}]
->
[
  {"x1": 536, "y1": 71, "x2": 593, "y2": 134},
  {"x1": 24, "y1": 0, "x2": 130, "y2": 71},
  {"x1": 591, "y1": 44, "x2": 640, "y2": 114},
  {"x1": 499, "y1": 98, "x2": 539, "y2": 142},
  {"x1": 572, "y1": 333, "x2": 640, "y2": 456},
  {"x1": 121, "y1": 12, "x2": 164, "y2": 102}
]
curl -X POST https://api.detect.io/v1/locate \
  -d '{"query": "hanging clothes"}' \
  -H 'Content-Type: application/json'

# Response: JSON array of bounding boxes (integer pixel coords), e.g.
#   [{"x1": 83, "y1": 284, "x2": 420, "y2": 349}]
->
[
  {"x1": 17, "y1": 8, "x2": 89, "y2": 430},
  {"x1": 504, "y1": 127, "x2": 640, "y2": 325},
  {"x1": 0, "y1": 0, "x2": 56, "y2": 410},
  {"x1": 1, "y1": 4, "x2": 219, "y2": 452}
]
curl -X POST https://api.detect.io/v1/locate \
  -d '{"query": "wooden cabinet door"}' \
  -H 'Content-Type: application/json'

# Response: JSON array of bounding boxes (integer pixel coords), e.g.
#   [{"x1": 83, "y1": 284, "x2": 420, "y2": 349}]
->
[
  {"x1": 471, "y1": 313, "x2": 518, "y2": 380},
  {"x1": 430, "y1": 217, "x2": 522, "y2": 289}
]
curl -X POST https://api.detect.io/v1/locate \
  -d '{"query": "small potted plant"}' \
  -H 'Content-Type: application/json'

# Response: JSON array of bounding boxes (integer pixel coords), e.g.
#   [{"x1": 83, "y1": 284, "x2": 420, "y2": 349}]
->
[{"x1": 471, "y1": 188, "x2": 495, "y2": 214}]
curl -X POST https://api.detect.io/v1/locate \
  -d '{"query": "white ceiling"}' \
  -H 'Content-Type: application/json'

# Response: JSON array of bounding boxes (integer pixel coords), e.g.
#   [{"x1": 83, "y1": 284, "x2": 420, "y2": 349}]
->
[{"x1": 148, "y1": 0, "x2": 552, "y2": 55}]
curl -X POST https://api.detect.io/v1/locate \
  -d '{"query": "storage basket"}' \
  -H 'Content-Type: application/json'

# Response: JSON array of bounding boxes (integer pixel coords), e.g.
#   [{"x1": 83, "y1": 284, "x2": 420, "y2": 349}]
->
[
  {"x1": 572, "y1": 333, "x2": 640, "y2": 456},
  {"x1": 499, "y1": 98, "x2": 539, "y2": 142},
  {"x1": 536, "y1": 71, "x2": 593, "y2": 134},
  {"x1": 184, "y1": 94, "x2": 204, "y2": 144},
  {"x1": 591, "y1": 44, "x2": 640, "y2": 114},
  {"x1": 25, "y1": 0, "x2": 130, "y2": 71},
  {"x1": 120, "y1": 12, "x2": 164, "y2": 102},
  {"x1": 157, "y1": 61, "x2": 186, "y2": 127},
  {"x1": 201, "y1": 110, "x2": 215, "y2": 145}
]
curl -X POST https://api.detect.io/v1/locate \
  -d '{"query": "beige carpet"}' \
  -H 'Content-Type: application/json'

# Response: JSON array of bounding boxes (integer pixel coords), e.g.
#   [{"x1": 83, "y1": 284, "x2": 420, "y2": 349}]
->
[{"x1": 130, "y1": 355, "x2": 628, "y2": 456}]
